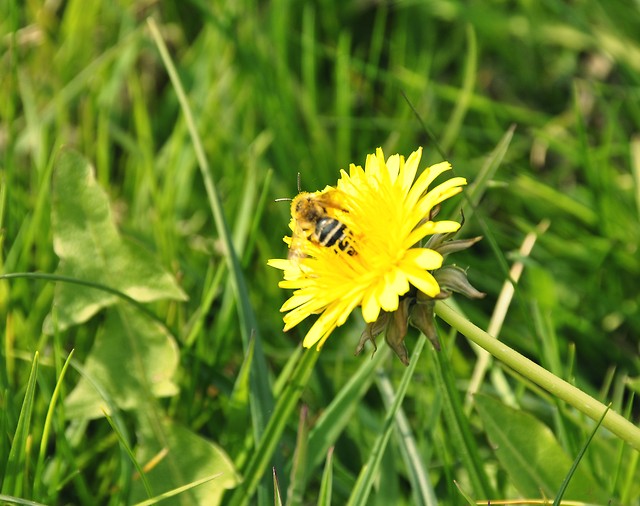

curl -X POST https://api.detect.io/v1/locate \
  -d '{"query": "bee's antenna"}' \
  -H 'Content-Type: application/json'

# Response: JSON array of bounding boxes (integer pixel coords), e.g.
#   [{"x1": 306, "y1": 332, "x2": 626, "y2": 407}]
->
[{"x1": 275, "y1": 172, "x2": 303, "y2": 202}]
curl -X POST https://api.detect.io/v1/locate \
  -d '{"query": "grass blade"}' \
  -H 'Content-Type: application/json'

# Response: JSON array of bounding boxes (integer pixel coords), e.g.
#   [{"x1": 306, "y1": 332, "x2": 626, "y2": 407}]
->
[
  {"x1": 227, "y1": 348, "x2": 320, "y2": 506},
  {"x1": 436, "y1": 301, "x2": 640, "y2": 452},
  {"x1": 286, "y1": 406, "x2": 309, "y2": 506},
  {"x1": 434, "y1": 336, "x2": 493, "y2": 499},
  {"x1": 305, "y1": 346, "x2": 388, "y2": 473},
  {"x1": 131, "y1": 473, "x2": 223, "y2": 506},
  {"x1": 316, "y1": 448, "x2": 334, "y2": 506},
  {"x1": 1, "y1": 353, "x2": 38, "y2": 497},
  {"x1": 345, "y1": 336, "x2": 426, "y2": 506},
  {"x1": 33, "y1": 349, "x2": 75, "y2": 498},
  {"x1": 146, "y1": 17, "x2": 273, "y2": 443},
  {"x1": 553, "y1": 405, "x2": 610, "y2": 505},
  {"x1": 376, "y1": 372, "x2": 438, "y2": 506}
]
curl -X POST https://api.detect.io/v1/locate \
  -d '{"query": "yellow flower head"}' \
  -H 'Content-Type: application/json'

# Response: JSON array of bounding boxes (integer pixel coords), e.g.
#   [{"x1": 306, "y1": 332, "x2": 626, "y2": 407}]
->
[{"x1": 268, "y1": 147, "x2": 467, "y2": 350}]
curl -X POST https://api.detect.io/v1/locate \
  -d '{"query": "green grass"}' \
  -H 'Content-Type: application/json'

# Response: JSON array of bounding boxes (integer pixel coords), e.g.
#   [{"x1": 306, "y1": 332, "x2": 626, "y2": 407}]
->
[{"x1": 2, "y1": 0, "x2": 640, "y2": 504}]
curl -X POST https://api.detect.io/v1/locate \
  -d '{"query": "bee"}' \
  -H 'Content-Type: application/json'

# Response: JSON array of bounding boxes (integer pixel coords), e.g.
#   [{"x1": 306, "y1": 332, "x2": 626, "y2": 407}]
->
[{"x1": 278, "y1": 187, "x2": 356, "y2": 259}]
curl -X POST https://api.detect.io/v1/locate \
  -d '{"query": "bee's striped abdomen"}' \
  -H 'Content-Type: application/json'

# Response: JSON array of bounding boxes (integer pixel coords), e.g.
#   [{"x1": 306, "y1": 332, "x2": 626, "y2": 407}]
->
[{"x1": 315, "y1": 218, "x2": 355, "y2": 255}]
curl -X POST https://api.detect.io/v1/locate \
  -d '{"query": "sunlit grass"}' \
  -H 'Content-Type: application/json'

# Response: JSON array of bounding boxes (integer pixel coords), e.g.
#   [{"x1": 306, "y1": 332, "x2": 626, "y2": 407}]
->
[{"x1": 1, "y1": 0, "x2": 639, "y2": 504}]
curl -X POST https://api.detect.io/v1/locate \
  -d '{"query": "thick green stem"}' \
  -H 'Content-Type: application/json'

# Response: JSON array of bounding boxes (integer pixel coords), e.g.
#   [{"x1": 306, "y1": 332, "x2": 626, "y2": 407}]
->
[{"x1": 435, "y1": 301, "x2": 640, "y2": 452}]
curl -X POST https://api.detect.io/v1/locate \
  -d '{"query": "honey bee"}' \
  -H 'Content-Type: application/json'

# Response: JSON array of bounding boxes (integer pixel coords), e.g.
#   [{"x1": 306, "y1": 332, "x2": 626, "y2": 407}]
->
[{"x1": 279, "y1": 189, "x2": 356, "y2": 259}]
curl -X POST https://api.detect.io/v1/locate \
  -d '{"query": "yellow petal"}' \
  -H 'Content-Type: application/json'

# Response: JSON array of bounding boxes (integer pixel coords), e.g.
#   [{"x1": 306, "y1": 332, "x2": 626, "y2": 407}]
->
[
  {"x1": 403, "y1": 267, "x2": 440, "y2": 297},
  {"x1": 303, "y1": 318, "x2": 335, "y2": 348},
  {"x1": 376, "y1": 270, "x2": 400, "y2": 297},
  {"x1": 403, "y1": 248, "x2": 443, "y2": 270},
  {"x1": 362, "y1": 288, "x2": 381, "y2": 322},
  {"x1": 280, "y1": 293, "x2": 313, "y2": 312},
  {"x1": 416, "y1": 178, "x2": 466, "y2": 217},
  {"x1": 378, "y1": 285, "x2": 400, "y2": 312},
  {"x1": 400, "y1": 147, "x2": 422, "y2": 193},
  {"x1": 405, "y1": 220, "x2": 462, "y2": 246},
  {"x1": 406, "y1": 161, "x2": 452, "y2": 210},
  {"x1": 269, "y1": 147, "x2": 467, "y2": 351},
  {"x1": 385, "y1": 153, "x2": 400, "y2": 182},
  {"x1": 335, "y1": 292, "x2": 363, "y2": 326},
  {"x1": 267, "y1": 258, "x2": 292, "y2": 270},
  {"x1": 303, "y1": 301, "x2": 347, "y2": 348}
]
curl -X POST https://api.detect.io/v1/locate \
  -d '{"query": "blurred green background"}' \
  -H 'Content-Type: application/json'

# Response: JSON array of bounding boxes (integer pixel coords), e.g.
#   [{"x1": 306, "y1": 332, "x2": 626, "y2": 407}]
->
[{"x1": 2, "y1": 0, "x2": 640, "y2": 504}]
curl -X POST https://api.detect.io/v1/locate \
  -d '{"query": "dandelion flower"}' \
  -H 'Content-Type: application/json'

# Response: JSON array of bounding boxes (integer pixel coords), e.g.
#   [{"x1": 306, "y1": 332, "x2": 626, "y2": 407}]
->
[{"x1": 268, "y1": 147, "x2": 469, "y2": 352}]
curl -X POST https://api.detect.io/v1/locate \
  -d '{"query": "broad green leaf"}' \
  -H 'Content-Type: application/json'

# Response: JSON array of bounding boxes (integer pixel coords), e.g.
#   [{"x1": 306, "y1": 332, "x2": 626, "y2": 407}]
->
[
  {"x1": 64, "y1": 304, "x2": 179, "y2": 419},
  {"x1": 45, "y1": 149, "x2": 186, "y2": 333},
  {"x1": 131, "y1": 417, "x2": 240, "y2": 506},
  {"x1": 475, "y1": 394, "x2": 609, "y2": 503}
]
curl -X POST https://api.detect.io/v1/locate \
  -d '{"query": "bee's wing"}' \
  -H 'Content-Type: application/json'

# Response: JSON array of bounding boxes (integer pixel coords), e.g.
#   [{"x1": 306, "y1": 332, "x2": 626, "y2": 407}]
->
[{"x1": 317, "y1": 189, "x2": 350, "y2": 216}]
